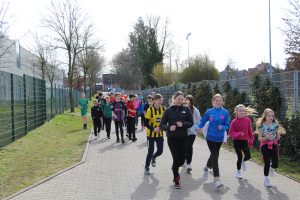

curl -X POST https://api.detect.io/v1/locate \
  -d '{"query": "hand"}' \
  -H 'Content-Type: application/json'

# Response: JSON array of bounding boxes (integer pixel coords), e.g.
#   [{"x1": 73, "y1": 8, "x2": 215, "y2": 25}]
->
[
  {"x1": 196, "y1": 128, "x2": 202, "y2": 134},
  {"x1": 265, "y1": 134, "x2": 273, "y2": 140},
  {"x1": 176, "y1": 121, "x2": 183, "y2": 127},
  {"x1": 218, "y1": 125, "x2": 223, "y2": 130},
  {"x1": 248, "y1": 140, "x2": 254, "y2": 148},
  {"x1": 170, "y1": 125, "x2": 176, "y2": 131},
  {"x1": 240, "y1": 132, "x2": 245, "y2": 136},
  {"x1": 223, "y1": 141, "x2": 227, "y2": 145},
  {"x1": 154, "y1": 127, "x2": 160, "y2": 133}
]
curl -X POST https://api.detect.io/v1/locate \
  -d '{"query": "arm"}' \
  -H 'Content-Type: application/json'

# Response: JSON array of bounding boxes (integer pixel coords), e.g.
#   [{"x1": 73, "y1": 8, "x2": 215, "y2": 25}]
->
[
  {"x1": 182, "y1": 108, "x2": 193, "y2": 128},
  {"x1": 159, "y1": 109, "x2": 169, "y2": 131},
  {"x1": 197, "y1": 110, "x2": 210, "y2": 129},
  {"x1": 229, "y1": 120, "x2": 241, "y2": 139},
  {"x1": 144, "y1": 109, "x2": 154, "y2": 131},
  {"x1": 248, "y1": 119, "x2": 254, "y2": 141},
  {"x1": 219, "y1": 111, "x2": 230, "y2": 130}
]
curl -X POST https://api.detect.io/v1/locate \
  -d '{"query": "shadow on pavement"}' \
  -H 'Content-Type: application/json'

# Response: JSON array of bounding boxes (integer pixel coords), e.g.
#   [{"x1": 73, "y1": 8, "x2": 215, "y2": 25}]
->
[
  {"x1": 266, "y1": 186, "x2": 289, "y2": 200},
  {"x1": 234, "y1": 179, "x2": 262, "y2": 200},
  {"x1": 131, "y1": 174, "x2": 160, "y2": 200}
]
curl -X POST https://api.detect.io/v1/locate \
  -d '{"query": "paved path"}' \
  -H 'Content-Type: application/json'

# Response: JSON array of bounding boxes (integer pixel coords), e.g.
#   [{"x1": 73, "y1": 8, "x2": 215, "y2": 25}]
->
[{"x1": 9, "y1": 126, "x2": 300, "y2": 200}]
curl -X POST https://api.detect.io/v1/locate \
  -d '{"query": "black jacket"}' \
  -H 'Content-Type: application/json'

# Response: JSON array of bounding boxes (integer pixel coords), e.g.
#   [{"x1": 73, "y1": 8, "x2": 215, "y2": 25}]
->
[
  {"x1": 160, "y1": 105, "x2": 193, "y2": 139},
  {"x1": 91, "y1": 106, "x2": 103, "y2": 120}
]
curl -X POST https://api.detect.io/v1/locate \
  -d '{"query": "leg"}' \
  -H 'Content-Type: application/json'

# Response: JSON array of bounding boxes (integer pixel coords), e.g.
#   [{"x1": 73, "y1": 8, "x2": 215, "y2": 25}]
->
[
  {"x1": 115, "y1": 121, "x2": 120, "y2": 140},
  {"x1": 132, "y1": 117, "x2": 136, "y2": 140},
  {"x1": 153, "y1": 137, "x2": 164, "y2": 159},
  {"x1": 241, "y1": 140, "x2": 251, "y2": 162},
  {"x1": 141, "y1": 114, "x2": 145, "y2": 127},
  {"x1": 106, "y1": 118, "x2": 112, "y2": 138},
  {"x1": 261, "y1": 145, "x2": 271, "y2": 176},
  {"x1": 270, "y1": 144, "x2": 279, "y2": 169},
  {"x1": 178, "y1": 138, "x2": 188, "y2": 167},
  {"x1": 145, "y1": 137, "x2": 155, "y2": 169},
  {"x1": 233, "y1": 140, "x2": 243, "y2": 170},
  {"x1": 206, "y1": 140, "x2": 222, "y2": 177},
  {"x1": 119, "y1": 120, "x2": 124, "y2": 139},
  {"x1": 93, "y1": 119, "x2": 97, "y2": 136},
  {"x1": 97, "y1": 120, "x2": 101, "y2": 134},
  {"x1": 167, "y1": 137, "x2": 180, "y2": 179},
  {"x1": 186, "y1": 135, "x2": 196, "y2": 165}
]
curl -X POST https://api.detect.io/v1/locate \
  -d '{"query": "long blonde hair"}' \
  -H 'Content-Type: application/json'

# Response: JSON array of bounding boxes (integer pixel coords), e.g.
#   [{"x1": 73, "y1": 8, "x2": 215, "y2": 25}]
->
[
  {"x1": 256, "y1": 108, "x2": 286, "y2": 135},
  {"x1": 234, "y1": 104, "x2": 257, "y2": 118}
]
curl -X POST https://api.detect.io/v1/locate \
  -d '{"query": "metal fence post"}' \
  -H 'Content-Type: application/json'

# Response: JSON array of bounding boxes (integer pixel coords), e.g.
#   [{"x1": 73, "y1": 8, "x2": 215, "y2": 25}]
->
[
  {"x1": 10, "y1": 74, "x2": 15, "y2": 142},
  {"x1": 23, "y1": 75, "x2": 28, "y2": 134},
  {"x1": 294, "y1": 71, "x2": 299, "y2": 112},
  {"x1": 33, "y1": 77, "x2": 37, "y2": 128}
]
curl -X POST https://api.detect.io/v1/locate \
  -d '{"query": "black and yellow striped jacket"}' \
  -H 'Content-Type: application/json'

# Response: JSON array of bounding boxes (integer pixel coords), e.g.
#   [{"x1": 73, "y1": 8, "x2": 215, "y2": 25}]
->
[{"x1": 145, "y1": 105, "x2": 166, "y2": 137}]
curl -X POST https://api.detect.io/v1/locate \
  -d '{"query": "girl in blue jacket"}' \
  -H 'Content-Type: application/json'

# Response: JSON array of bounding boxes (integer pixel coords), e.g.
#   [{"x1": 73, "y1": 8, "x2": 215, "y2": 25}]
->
[{"x1": 197, "y1": 94, "x2": 230, "y2": 190}]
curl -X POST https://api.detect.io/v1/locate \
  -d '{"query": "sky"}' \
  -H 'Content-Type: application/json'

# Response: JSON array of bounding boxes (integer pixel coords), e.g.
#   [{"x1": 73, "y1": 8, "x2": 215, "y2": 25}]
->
[{"x1": 7, "y1": 0, "x2": 291, "y2": 73}]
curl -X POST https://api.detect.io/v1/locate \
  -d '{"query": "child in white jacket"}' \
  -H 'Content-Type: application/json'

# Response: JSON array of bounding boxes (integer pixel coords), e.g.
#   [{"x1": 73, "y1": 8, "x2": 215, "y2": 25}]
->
[{"x1": 184, "y1": 95, "x2": 201, "y2": 173}]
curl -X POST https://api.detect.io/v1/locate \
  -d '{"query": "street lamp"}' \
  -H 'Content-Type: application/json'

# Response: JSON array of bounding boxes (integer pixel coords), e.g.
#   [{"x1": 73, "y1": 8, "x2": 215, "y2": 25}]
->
[{"x1": 186, "y1": 32, "x2": 192, "y2": 61}]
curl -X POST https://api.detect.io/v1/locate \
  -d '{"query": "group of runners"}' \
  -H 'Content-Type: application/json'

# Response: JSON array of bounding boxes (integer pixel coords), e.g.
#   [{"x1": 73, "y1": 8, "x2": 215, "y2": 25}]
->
[{"x1": 79, "y1": 90, "x2": 285, "y2": 190}]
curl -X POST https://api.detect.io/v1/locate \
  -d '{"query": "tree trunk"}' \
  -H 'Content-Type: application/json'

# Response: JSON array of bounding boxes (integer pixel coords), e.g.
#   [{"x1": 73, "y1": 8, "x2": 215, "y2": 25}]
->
[{"x1": 83, "y1": 70, "x2": 87, "y2": 96}]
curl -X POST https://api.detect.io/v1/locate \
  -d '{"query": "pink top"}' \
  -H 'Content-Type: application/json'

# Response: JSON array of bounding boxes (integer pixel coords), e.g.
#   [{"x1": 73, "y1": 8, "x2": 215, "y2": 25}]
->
[
  {"x1": 134, "y1": 99, "x2": 139, "y2": 109},
  {"x1": 229, "y1": 117, "x2": 254, "y2": 142}
]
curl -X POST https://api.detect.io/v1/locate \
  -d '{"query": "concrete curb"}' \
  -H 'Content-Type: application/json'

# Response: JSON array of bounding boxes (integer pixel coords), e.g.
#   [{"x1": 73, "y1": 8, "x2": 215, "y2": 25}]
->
[{"x1": 4, "y1": 132, "x2": 92, "y2": 200}]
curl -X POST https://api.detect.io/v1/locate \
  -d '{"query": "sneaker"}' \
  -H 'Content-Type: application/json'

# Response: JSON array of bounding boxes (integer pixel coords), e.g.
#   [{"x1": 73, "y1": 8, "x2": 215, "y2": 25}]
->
[
  {"x1": 241, "y1": 160, "x2": 247, "y2": 172},
  {"x1": 264, "y1": 176, "x2": 272, "y2": 187},
  {"x1": 215, "y1": 180, "x2": 223, "y2": 190},
  {"x1": 144, "y1": 168, "x2": 150, "y2": 175},
  {"x1": 186, "y1": 164, "x2": 192, "y2": 173},
  {"x1": 126, "y1": 134, "x2": 130, "y2": 138},
  {"x1": 107, "y1": 136, "x2": 111, "y2": 139},
  {"x1": 116, "y1": 138, "x2": 120, "y2": 143},
  {"x1": 269, "y1": 167, "x2": 275, "y2": 177},
  {"x1": 122, "y1": 138, "x2": 125, "y2": 143},
  {"x1": 132, "y1": 138, "x2": 137, "y2": 142},
  {"x1": 203, "y1": 167, "x2": 208, "y2": 180},
  {"x1": 236, "y1": 170, "x2": 243, "y2": 179},
  {"x1": 173, "y1": 175, "x2": 181, "y2": 189},
  {"x1": 151, "y1": 157, "x2": 156, "y2": 167}
]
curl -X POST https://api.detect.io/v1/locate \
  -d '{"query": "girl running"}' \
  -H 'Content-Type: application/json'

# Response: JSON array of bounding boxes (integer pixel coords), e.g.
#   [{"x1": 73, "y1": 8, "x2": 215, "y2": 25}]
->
[
  {"x1": 160, "y1": 91, "x2": 193, "y2": 189},
  {"x1": 184, "y1": 95, "x2": 201, "y2": 173},
  {"x1": 256, "y1": 108, "x2": 285, "y2": 187},
  {"x1": 229, "y1": 104, "x2": 255, "y2": 179},
  {"x1": 197, "y1": 94, "x2": 230, "y2": 190},
  {"x1": 144, "y1": 94, "x2": 165, "y2": 175}
]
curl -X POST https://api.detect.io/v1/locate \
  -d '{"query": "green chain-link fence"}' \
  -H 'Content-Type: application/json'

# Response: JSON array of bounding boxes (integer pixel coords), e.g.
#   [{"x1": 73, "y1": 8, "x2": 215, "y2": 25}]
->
[{"x1": 0, "y1": 70, "x2": 81, "y2": 148}]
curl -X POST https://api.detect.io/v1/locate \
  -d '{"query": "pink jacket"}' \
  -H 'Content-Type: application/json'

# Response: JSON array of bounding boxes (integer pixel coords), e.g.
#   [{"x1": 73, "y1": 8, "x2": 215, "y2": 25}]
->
[{"x1": 229, "y1": 117, "x2": 254, "y2": 144}]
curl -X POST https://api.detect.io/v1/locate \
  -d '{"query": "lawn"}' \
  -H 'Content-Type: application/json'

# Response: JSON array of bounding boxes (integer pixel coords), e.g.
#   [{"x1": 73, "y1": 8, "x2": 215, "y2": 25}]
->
[{"x1": 0, "y1": 107, "x2": 91, "y2": 199}]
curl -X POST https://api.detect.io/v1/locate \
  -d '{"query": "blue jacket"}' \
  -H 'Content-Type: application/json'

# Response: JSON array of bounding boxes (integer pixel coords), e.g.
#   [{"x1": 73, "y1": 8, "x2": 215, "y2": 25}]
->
[{"x1": 197, "y1": 107, "x2": 230, "y2": 142}]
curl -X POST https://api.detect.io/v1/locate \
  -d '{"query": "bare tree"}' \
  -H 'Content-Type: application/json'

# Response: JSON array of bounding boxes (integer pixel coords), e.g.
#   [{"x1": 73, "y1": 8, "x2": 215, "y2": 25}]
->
[
  {"x1": 282, "y1": 0, "x2": 300, "y2": 70},
  {"x1": 42, "y1": 0, "x2": 98, "y2": 112},
  {"x1": 0, "y1": 0, "x2": 14, "y2": 60}
]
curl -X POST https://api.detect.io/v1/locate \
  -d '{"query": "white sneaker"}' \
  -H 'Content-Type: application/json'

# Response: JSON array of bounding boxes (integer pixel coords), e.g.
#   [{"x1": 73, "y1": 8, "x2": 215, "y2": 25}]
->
[
  {"x1": 269, "y1": 167, "x2": 275, "y2": 177},
  {"x1": 182, "y1": 161, "x2": 187, "y2": 168},
  {"x1": 236, "y1": 170, "x2": 243, "y2": 179},
  {"x1": 203, "y1": 167, "x2": 208, "y2": 180},
  {"x1": 264, "y1": 176, "x2": 272, "y2": 187},
  {"x1": 144, "y1": 168, "x2": 150, "y2": 175},
  {"x1": 214, "y1": 180, "x2": 223, "y2": 190},
  {"x1": 241, "y1": 160, "x2": 247, "y2": 172},
  {"x1": 186, "y1": 164, "x2": 192, "y2": 173}
]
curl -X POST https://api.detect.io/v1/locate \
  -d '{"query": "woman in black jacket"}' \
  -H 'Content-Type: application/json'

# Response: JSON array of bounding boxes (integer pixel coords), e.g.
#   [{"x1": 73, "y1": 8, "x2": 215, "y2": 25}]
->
[{"x1": 160, "y1": 91, "x2": 193, "y2": 189}]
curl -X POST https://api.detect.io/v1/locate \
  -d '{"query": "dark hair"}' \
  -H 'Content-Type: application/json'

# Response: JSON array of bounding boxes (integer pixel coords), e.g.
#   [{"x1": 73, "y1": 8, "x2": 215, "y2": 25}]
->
[
  {"x1": 185, "y1": 95, "x2": 194, "y2": 114},
  {"x1": 174, "y1": 91, "x2": 184, "y2": 99},
  {"x1": 99, "y1": 92, "x2": 103, "y2": 96},
  {"x1": 153, "y1": 93, "x2": 163, "y2": 100},
  {"x1": 129, "y1": 94, "x2": 136, "y2": 99}
]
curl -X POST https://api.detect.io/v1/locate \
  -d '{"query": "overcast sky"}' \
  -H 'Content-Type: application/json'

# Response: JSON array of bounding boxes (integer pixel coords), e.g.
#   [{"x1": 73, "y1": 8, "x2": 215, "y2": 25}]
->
[{"x1": 7, "y1": 0, "x2": 291, "y2": 72}]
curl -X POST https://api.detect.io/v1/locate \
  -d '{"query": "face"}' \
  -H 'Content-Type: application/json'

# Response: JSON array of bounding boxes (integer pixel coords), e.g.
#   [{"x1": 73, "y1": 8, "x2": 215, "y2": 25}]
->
[
  {"x1": 174, "y1": 95, "x2": 184, "y2": 106},
  {"x1": 265, "y1": 111, "x2": 275, "y2": 123},
  {"x1": 236, "y1": 106, "x2": 246, "y2": 118},
  {"x1": 130, "y1": 96, "x2": 136, "y2": 102},
  {"x1": 213, "y1": 96, "x2": 223, "y2": 108},
  {"x1": 147, "y1": 98, "x2": 153, "y2": 104},
  {"x1": 106, "y1": 97, "x2": 110, "y2": 103},
  {"x1": 115, "y1": 95, "x2": 120, "y2": 101},
  {"x1": 185, "y1": 99, "x2": 191, "y2": 106},
  {"x1": 154, "y1": 98, "x2": 163, "y2": 106},
  {"x1": 81, "y1": 93, "x2": 85, "y2": 98}
]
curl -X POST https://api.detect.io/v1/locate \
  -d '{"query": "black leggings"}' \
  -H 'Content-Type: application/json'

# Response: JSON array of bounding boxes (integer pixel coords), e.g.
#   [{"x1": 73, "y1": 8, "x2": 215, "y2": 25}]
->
[
  {"x1": 140, "y1": 114, "x2": 145, "y2": 127},
  {"x1": 127, "y1": 117, "x2": 136, "y2": 139},
  {"x1": 167, "y1": 137, "x2": 187, "y2": 179},
  {"x1": 103, "y1": 117, "x2": 112, "y2": 137},
  {"x1": 261, "y1": 144, "x2": 278, "y2": 176},
  {"x1": 233, "y1": 140, "x2": 251, "y2": 170},
  {"x1": 186, "y1": 135, "x2": 196, "y2": 164},
  {"x1": 145, "y1": 137, "x2": 164, "y2": 168},
  {"x1": 206, "y1": 140, "x2": 222, "y2": 177},
  {"x1": 92, "y1": 119, "x2": 101, "y2": 136}
]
